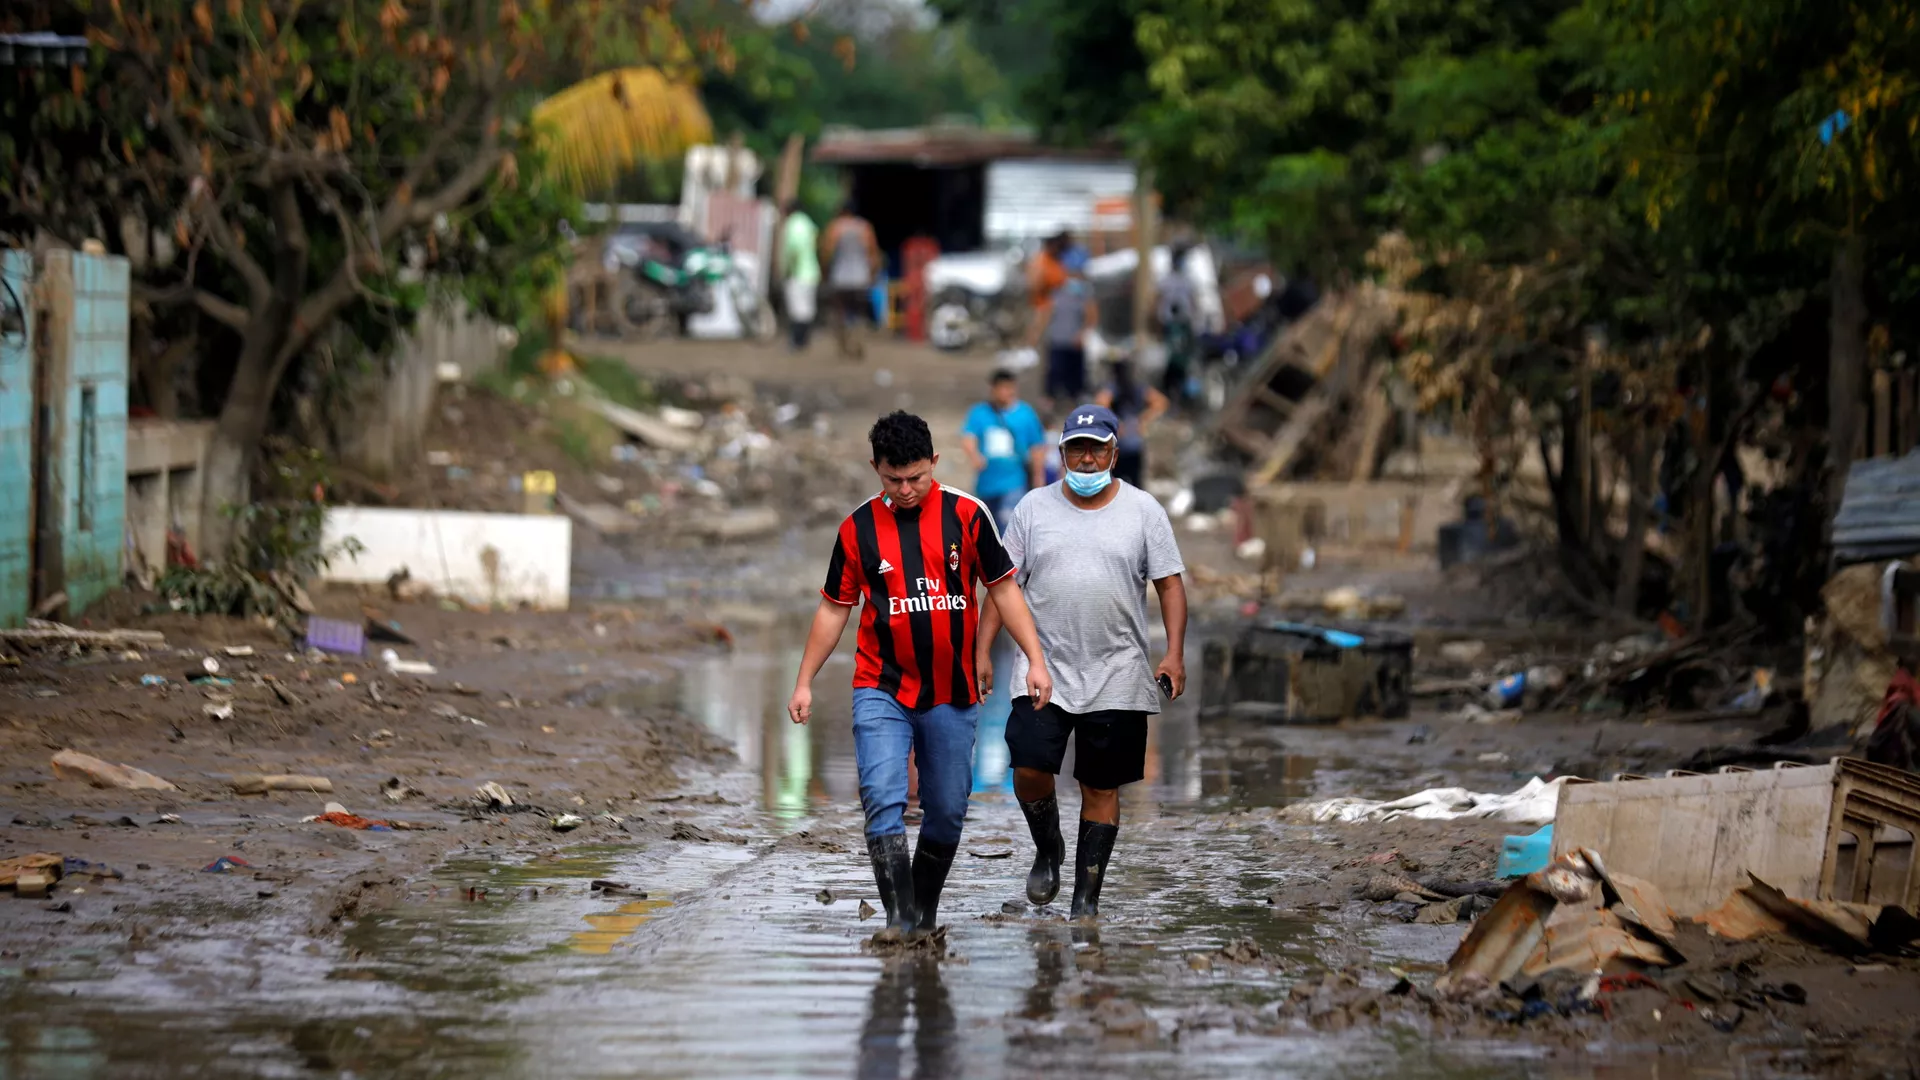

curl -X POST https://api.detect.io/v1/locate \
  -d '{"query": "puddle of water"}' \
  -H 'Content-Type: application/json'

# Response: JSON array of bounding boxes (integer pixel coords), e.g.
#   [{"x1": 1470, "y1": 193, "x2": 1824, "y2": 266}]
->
[
  {"x1": 0, "y1": 633, "x2": 1826, "y2": 1079},
  {"x1": 604, "y1": 624, "x2": 1335, "y2": 825}
]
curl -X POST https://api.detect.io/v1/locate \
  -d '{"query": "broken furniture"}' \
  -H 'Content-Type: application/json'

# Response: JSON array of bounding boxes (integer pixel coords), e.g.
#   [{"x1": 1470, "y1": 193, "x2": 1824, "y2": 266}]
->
[
  {"x1": 1552, "y1": 758, "x2": 1919, "y2": 918},
  {"x1": 1199, "y1": 620, "x2": 1412, "y2": 723},
  {"x1": 1818, "y1": 757, "x2": 1920, "y2": 910}
]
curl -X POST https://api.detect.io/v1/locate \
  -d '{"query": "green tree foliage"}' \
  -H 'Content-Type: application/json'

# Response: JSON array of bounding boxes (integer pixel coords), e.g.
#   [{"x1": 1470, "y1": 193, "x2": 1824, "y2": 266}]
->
[{"x1": 0, "y1": 0, "x2": 701, "y2": 556}]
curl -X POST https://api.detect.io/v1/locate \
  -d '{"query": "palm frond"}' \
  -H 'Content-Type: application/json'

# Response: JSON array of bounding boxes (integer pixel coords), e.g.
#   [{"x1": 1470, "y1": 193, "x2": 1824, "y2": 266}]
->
[{"x1": 531, "y1": 67, "x2": 713, "y2": 196}]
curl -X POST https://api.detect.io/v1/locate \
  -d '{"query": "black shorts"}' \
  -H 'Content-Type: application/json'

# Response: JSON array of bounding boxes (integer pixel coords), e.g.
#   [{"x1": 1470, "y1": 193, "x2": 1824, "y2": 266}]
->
[{"x1": 1007, "y1": 697, "x2": 1149, "y2": 791}]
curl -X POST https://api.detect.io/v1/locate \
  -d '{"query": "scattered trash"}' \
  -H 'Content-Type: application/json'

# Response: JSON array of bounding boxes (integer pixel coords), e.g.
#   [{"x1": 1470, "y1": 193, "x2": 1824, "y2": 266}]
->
[
  {"x1": 858, "y1": 899, "x2": 877, "y2": 921},
  {"x1": 0, "y1": 625, "x2": 166, "y2": 649},
  {"x1": 1486, "y1": 672, "x2": 1527, "y2": 709},
  {"x1": 1286, "y1": 776, "x2": 1572, "y2": 826},
  {"x1": 1438, "y1": 640, "x2": 1488, "y2": 666},
  {"x1": 1406, "y1": 724, "x2": 1432, "y2": 744},
  {"x1": 382, "y1": 778, "x2": 422, "y2": 803},
  {"x1": 816, "y1": 888, "x2": 836, "y2": 904},
  {"x1": 202, "y1": 856, "x2": 252, "y2": 873},
  {"x1": 50, "y1": 749, "x2": 178, "y2": 792},
  {"x1": 230, "y1": 774, "x2": 334, "y2": 795},
  {"x1": 381, "y1": 648, "x2": 437, "y2": 676},
  {"x1": 200, "y1": 657, "x2": 221, "y2": 675},
  {"x1": 305, "y1": 616, "x2": 366, "y2": 656},
  {"x1": 364, "y1": 614, "x2": 414, "y2": 646},
  {"x1": 203, "y1": 703, "x2": 234, "y2": 721},
  {"x1": 313, "y1": 811, "x2": 394, "y2": 831},
  {"x1": 1, "y1": 853, "x2": 62, "y2": 893},
  {"x1": 551, "y1": 813, "x2": 585, "y2": 832},
  {"x1": 1498, "y1": 825, "x2": 1555, "y2": 878},
  {"x1": 139, "y1": 674, "x2": 169, "y2": 687},
  {"x1": 474, "y1": 782, "x2": 522, "y2": 811},
  {"x1": 591, "y1": 880, "x2": 642, "y2": 895},
  {"x1": 155, "y1": 814, "x2": 182, "y2": 825},
  {"x1": 969, "y1": 848, "x2": 1014, "y2": 859},
  {"x1": 223, "y1": 645, "x2": 255, "y2": 658},
  {"x1": 1235, "y1": 537, "x2": 1267, "y2": 562},
  {"x1": 60, "y1": 857, "x2": 123, "y2": 881}
]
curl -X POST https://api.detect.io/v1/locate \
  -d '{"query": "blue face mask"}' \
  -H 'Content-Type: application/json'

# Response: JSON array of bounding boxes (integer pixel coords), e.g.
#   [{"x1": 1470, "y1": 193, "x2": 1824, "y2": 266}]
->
[{"x1": 1065, "y1": 468, "x2": 1113, "y2": 497}]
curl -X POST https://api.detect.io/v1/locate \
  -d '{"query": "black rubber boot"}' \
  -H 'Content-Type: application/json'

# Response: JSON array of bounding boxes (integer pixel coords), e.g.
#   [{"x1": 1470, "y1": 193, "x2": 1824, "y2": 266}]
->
[
  {"x1": 867, "y1": 833, "x2": 919, "y2": 936},
  {"x1": 911, "y1": 837, "x2": 958, "y2": 932},
  {"x1": 1018, "y1": 794, "x2": 1065, "y2": 905},
  {"x1": 1068, "y1": 820, "x2": 1119, "y2": 921}
]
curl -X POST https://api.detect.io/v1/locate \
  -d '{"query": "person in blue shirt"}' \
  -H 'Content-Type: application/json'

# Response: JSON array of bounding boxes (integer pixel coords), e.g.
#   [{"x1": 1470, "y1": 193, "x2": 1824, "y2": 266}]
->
[{"x1": 961, "y1": 370, "x2": 1048, "y2": 531}]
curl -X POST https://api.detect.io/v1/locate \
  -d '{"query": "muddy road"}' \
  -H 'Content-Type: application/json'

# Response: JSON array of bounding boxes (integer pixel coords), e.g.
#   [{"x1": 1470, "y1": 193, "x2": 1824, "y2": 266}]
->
[{"x1": 5, "y1": 340, "x2": 1917, "y2": 1077}]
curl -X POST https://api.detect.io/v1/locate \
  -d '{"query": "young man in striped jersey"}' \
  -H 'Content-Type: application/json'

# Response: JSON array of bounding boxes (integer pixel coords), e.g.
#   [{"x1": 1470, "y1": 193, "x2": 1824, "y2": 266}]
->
[{"x1": 788, "y1": 412, "x2": 1054, "y2": 939}]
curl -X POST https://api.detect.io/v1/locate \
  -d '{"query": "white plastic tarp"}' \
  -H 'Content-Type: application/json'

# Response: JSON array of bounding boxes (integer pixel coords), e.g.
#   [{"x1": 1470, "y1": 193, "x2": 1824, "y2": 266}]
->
[{"x1": 1284, "y1": 776, "x2": 1569, "y2": 827}]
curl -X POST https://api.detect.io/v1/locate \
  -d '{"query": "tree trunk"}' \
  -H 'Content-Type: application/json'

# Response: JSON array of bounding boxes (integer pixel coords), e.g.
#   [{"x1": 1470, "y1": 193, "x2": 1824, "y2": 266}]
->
[
  {"x1": 198, "y1": 338, "x2": 278, "y2": 560},
  {"x1": 1615, "y1": 419, "x2": 1653, "y2": 614},
  {"x1": 1828, "y1": 233, "x2": 1868, "y2": 513}
]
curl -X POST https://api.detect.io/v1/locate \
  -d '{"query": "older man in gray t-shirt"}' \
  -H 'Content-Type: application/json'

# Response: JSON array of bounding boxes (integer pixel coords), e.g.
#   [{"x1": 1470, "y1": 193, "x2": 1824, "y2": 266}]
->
[{"x1": 976, "y1": 403, "x2": 1188, "y2": 920}]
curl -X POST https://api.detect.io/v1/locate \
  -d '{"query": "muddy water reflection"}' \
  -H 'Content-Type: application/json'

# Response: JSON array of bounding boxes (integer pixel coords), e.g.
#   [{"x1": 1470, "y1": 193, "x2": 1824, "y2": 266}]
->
[{"x1": 625, "y1": 623, "x2": 1326, "y2": 818}]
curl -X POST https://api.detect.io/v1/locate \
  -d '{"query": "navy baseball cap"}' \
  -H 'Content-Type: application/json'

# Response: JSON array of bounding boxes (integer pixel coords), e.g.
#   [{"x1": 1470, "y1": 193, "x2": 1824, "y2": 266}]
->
[{"x1": 1060, "y1": 404, "x2": 1119, "y2": 445}]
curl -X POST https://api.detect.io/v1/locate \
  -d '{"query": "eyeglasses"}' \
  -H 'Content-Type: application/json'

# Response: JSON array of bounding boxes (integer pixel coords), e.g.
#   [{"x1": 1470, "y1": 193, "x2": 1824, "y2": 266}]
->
[{"x1": 1062, "y1": 441, "x2": 1113, "y2": 462}]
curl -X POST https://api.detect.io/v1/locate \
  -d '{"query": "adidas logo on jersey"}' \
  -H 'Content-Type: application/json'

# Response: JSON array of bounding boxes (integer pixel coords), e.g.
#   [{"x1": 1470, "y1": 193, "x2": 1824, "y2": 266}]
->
[{"x1": 876, "y1": 558, "x2": 895, "y2": 574}]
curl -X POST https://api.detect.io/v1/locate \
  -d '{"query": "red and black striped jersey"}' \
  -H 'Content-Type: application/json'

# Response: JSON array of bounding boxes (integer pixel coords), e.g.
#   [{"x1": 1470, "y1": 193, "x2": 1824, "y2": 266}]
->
[{"x1": 822, "y1": 482, "x2": 1015, "y2": 710}]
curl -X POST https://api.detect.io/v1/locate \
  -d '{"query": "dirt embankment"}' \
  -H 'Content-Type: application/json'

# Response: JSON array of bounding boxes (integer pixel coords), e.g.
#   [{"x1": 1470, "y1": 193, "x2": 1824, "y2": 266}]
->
[{"x1": 0, "y1": 594, "x2": 736, "y2": 955}]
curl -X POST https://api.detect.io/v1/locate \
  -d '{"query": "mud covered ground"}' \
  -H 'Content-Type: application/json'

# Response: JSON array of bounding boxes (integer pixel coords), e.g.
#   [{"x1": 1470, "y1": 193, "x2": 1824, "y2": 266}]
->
[{"x1": 5, "y1": 338, "x2": 1919, "y2": 1077}]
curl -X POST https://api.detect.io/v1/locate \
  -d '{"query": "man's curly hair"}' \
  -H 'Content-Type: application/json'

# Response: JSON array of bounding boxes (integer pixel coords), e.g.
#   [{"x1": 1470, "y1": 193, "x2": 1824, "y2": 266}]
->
[{"x1": 868, "y1": 411, "x2": 935, "y2": 468}]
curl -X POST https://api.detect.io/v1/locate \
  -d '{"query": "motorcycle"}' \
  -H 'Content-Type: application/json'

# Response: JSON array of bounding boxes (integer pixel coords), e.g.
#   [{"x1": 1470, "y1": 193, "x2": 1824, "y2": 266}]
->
[
  {"x1": 602, "y1": 223, "x2": 776, "y2": 341},
  {"x1": 923, "y1": 247, "x2": 1030, "y2": 352}
]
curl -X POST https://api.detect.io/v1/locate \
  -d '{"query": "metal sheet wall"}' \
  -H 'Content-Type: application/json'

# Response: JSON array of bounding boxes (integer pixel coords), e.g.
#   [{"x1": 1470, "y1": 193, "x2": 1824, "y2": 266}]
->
[{"x1": 983, "y1": 160, "x2": 1137, "y2": 247}]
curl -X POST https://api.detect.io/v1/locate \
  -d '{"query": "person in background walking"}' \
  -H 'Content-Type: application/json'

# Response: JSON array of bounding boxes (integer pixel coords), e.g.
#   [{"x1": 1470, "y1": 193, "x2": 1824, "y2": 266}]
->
[
  {"x1": 787, "y1": 412, "x2": 1054, "y2": 939},
  {"x1": 821, "y1": 201, "x2": 882, "y2": 361},
  {"x1": 1096, "y1": 356, "x2": 1168, "y2": 489},
  {"x1": 961, "y1": 369, "x2": 1048, "y2": 531},
  {"x1": 779, "y1": 201, "x2": 820, "y2": 351},
  {"x1": 976, "y1": 405, "x2": 1188, "y2": 921},
  {"x1": 1039, "y1": 247, "x2": 1098, "y2": 416},
  {"x1": 1156, "y1": 246, "x2": 1198, "y2": 407}
]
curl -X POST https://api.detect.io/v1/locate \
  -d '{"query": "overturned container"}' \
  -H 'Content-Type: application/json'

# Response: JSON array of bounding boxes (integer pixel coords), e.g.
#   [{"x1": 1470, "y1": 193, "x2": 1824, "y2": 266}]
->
[{"x1": 1199, "y1": 620, "x2": 1412, "y2": 723}]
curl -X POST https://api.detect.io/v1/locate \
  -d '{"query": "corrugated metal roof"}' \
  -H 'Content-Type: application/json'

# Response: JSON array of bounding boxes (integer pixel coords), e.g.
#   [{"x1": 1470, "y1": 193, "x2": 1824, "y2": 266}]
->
[
  {"x1": 984, "y1": 160, "x2": 1138, "y2": 246},
  {"x1": 1832, "y1": 450, "x2": 1920, "y2": 564},
  {"x1": 812, "y1": 126, "x2": 1125, "y2": 166}
]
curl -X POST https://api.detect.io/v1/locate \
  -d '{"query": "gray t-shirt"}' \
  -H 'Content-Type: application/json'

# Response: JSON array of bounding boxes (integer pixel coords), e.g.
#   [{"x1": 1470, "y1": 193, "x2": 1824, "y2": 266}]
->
[{"x1": 1004, "y1": 481, "x2": 1185, "y2": 714}]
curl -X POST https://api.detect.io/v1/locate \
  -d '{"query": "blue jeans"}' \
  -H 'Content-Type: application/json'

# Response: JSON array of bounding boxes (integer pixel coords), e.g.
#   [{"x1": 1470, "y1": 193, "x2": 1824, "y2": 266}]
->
[{"x1": 852, "y1": 688, "x2": 978, "y2": 846}]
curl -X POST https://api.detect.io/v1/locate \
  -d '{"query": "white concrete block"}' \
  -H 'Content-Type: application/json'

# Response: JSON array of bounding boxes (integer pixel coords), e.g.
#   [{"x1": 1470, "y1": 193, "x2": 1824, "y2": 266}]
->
[{"x1": 322, "y1": 507, "x2": 572, "y2": 610}]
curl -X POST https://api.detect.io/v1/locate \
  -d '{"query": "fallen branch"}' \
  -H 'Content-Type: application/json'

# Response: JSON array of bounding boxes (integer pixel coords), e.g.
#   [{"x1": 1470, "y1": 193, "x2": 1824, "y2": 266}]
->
[{"x1": 0, "y1": 626, "x2": 167, "y2": 647}]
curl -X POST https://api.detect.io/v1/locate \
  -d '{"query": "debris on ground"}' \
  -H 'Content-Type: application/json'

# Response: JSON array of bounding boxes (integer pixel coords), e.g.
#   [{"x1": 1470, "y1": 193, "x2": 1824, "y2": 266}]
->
[
  {"x1": 230, "y1": 774, "x2": 334, "y2": 795},
  {"x1": 862, "y1": 925, "x2": 950, "y2": 958},
  {"x1": 816, "y1": 888, "x2": 836, "y2": 904},
  {"x1": 551, "y1": 813, "x2": 585, "y2": 831},
  {"x1": 1701, "y1": 874, "x2": 1920, "y2": 952},
  {"x1": 1, "y1": 853, "x2": 63, "y2": 893},
  {"x1": 590, "y1": 880, "x2": 642, "y2": 895},
  {"x1": 311, "y1": 811, "x2": 395, "y2": 831},
  {"x1": 202, "y1": 856, "x2": 251, "y2": 873},
  {"x1": 382, "y1": 778, "x2": 423, "y2": 803},
  {"x1": 472, "y1": 782, "x2": 526, "y2": 812},
  {"x1": 858, "y1": 900, "x2": 877, "y2": 921},
  {"x1": 381, "y1": 648, "x2": 437, "y2": 676},
  {"x1": 0, "y1": 624, "x2": 167, "y2": 649},
  {"x1": 304, "y1": 615, "x2": 366, "y2": 656},
  {"x1": 1286, "y1": 776, "x2": 1570, "y2": 826},
  {"x1": 50, "y1": 749, "x2": 178, "y2": 792}
]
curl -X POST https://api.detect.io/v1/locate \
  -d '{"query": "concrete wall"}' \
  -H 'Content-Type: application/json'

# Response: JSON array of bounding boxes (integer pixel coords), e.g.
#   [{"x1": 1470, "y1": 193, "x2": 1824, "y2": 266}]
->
[
  {"x1": 320, "y1": 507, "x2": 571, "y2": 610},
  {"x1": 0, "y1": 251, "x2": 32, "y2": 624},
  {"x1": 332, "y1": 302, "x2": 505, "y2": 478},
  {"x1": 125, "y1": 418, "x2": 214, "y2": 582}
]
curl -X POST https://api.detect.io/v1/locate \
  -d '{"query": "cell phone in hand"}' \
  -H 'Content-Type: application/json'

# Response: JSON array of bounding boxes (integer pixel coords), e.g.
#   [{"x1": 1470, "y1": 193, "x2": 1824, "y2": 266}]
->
[{"x1": 1157, "y1": 673, "x2": 1174, "y2": 698}]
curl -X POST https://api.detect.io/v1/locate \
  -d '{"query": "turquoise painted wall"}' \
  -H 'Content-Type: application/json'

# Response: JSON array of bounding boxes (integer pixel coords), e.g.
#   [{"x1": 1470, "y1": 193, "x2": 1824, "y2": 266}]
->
[
  {"x1": 55, "y1": 251, "x2": 129, "y2": 615},
  {"x1": 0, "y1": 251, "x2": 31, "y2": 626},
  {"x1": 0, "y1": 249, "x2": 129, "y2": 626}
]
